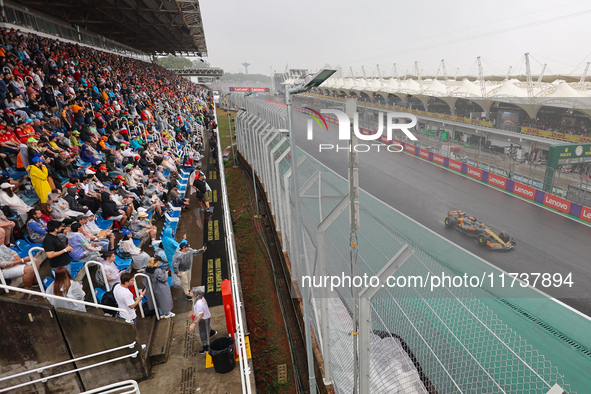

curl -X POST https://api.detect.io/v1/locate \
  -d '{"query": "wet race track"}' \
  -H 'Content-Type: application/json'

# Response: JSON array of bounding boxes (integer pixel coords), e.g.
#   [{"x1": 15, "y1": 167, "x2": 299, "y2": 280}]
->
[{"x1": 287, "y1": 107, "x2": 591, "y2": 316}]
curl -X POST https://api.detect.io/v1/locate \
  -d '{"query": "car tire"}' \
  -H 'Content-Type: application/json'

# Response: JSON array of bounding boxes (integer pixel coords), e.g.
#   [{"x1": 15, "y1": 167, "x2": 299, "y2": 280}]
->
[
  {"x1": 444, "y1": 217, "x2": 455, "y2": 228},
  {"x1": 477, "y1": 234, "x2": 487, "y2": 246}
]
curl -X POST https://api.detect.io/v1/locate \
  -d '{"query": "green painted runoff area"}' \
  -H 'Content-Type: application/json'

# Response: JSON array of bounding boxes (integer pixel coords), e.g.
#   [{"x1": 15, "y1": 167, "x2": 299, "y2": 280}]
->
[{"x1": 380, "y1": 202, "x2": 591, "y2": 392}]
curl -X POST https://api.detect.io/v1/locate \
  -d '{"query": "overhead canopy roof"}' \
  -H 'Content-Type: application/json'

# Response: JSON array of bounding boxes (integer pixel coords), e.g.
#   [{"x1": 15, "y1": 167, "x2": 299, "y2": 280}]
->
[{"x1": 15, "y1": 0, "x2": 208, "y2": 56}]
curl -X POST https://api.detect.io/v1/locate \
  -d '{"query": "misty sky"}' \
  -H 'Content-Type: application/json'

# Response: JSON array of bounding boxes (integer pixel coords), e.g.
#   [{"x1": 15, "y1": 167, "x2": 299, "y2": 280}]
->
[{"x1": 199, "y1": 0, "x2": 591, "y2": 78}]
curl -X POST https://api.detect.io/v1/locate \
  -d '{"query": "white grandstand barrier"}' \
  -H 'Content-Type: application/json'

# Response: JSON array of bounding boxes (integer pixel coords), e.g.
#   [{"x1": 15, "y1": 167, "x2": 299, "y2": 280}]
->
[
  {"x1": 0, "y1": 284, "x2": 133, "y2": 322},
  {"x1": 213, "y1": 103, "x2": 253, "y2": 394},
  {"x1": 133, "y1": 273, "x2": 160, "y2": 320},
  {"x1": 83, "y1": 260, "x2": 111, "y2": 304},
  {"x1": 229, "y1": 94, "x2": 583, "y2": 393},
  {"x1": 28, "y1": 246, "x2": 45, "y2": 293}
]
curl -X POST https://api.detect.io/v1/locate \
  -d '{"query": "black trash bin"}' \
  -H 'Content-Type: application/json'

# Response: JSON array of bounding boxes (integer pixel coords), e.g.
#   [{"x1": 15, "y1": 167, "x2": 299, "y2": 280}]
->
[{"x1": 209, "y1": 337, "x2": 236, "y2": 374}]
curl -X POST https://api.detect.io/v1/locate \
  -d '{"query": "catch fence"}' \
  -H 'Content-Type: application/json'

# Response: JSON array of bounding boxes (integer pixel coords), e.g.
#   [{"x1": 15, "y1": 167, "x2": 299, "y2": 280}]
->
[{"x1": 230, "y1": 93, "x2": 591, "y2": 394}]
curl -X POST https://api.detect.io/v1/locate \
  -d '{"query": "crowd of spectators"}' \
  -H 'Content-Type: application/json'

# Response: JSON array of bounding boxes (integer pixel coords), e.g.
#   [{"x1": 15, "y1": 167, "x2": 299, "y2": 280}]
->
[
  {"x1": 520, "y1": 116, "x2": 591, "y2": 137},
  {"x1": 0, "y1": 27, "x2": 218, "y2": 324}
]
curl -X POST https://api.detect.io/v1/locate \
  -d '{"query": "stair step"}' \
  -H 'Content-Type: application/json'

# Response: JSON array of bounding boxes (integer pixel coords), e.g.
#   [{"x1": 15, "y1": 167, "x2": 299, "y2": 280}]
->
[{"x1": 149, "y1": 317, "x2": 173, "y2": 364}]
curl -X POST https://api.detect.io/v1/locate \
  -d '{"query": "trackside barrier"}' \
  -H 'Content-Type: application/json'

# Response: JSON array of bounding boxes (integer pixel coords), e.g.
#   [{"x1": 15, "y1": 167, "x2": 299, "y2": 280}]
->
[
  {"x1": 230, "y1": 93, "x2": 591, "y2": 394},
  {"x1": 274, "y1": 101, "x2": 591, "y2": 224},
  {"x1": 213, "y1": 104, "x2": 253, "y2": 394}
]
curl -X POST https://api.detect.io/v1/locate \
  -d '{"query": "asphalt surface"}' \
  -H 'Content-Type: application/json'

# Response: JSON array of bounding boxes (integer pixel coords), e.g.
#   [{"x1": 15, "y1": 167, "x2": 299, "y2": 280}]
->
[{"x1": 288, "y1": 105, "x2": 591, "y2": 316}]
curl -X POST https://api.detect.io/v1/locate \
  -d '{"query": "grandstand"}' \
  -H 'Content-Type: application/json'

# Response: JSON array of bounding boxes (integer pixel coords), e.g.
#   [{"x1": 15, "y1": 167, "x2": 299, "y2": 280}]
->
[{"x1": 0, "y1": 2, "x2": 254, "y2": 393}]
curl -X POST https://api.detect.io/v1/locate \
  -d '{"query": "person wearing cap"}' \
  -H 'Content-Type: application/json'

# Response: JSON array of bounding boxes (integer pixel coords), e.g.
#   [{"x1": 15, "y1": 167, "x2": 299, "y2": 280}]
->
[
  {"x1": 69, "y1": 130, "x2": 82, "y2": 148},
  {"x1": 192, "y1": 172, "x2": 212, "y2": 213},
  {"x1": 189, "y1": 286, "x2": 217, "y2": 354},
  {"x1": 48, "y1": 133, "x2": 66, "y2": 153},
  {"x1": 27, "y1": 155, "x2": 52, "y2": 203},
  {"x1": 118, "y1": 228, "x2": 150, "y2": 270},
  {"x1": 95, "y1": 165, "x2": 111, "y2": 183},
  {"x1": 26, "y1": 137, "x2": 41, "y2": 161},
  {"x1": 172, "y1": 242, "x2": 207, "y2": 300},
  {"x1": 55, "y1": 150, "x2": 78, "y2": 178},
  {"x1": 79, "y1": 143, "x2": 101, "y2": 165},
  {"x1": 129, "y1": 211, "x2": 157, "y2": 245},
  {"x1": 0, "y1": 182, "x2": 29, "y2": 215}
]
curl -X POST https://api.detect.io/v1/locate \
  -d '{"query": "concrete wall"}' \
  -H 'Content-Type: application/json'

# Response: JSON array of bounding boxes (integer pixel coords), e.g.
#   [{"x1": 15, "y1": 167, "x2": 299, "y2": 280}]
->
[
  {"x1": 0, "y1": 297, "x2": 82, "y2": 393},
  {"x1": 0, "y1": 297, "x2": 149, "y2": 393},
  {"x1": 56, "y1": 309, "x2": 148, "y2": 391}
]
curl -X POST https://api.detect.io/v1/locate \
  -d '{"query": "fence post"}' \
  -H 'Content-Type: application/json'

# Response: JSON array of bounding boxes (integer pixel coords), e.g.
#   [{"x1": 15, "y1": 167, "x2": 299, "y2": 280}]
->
[{"x1": 316, "y1": 195, "x2": 351, "y2": 386}]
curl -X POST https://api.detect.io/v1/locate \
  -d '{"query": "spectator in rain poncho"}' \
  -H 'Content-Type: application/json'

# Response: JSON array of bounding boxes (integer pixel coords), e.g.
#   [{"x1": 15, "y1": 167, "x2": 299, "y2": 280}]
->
[
  {"x1": 143, "y1": 257, "x2": 174, "y2": 318},
  {"x1": 161, "y1": 227, "x2": 187, "y2": 266}
]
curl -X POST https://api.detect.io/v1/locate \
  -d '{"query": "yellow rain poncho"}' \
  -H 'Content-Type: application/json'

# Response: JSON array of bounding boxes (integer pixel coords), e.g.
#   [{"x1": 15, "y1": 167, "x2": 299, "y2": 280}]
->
[{"x1": 27, "y1": 164, "x2": 52, "y2": 203}]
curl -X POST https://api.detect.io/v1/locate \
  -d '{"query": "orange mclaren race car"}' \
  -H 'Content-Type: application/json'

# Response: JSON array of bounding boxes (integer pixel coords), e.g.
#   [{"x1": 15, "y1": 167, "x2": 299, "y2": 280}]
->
[{"x1": 444, "y1": 210, "x2": 516, "y2": 250}]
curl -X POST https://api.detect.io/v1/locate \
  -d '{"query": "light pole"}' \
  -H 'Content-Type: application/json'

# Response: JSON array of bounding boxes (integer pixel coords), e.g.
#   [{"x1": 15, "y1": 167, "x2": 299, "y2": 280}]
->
[{"x1": 285, "y1": 69, "x2": 336, "y2": 393}]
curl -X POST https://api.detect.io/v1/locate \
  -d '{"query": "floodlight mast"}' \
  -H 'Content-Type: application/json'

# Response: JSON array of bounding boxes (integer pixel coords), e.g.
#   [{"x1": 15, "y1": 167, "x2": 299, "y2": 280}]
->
[{"x1": 285, "y1": 69, "x2": 335, "y2": 393}]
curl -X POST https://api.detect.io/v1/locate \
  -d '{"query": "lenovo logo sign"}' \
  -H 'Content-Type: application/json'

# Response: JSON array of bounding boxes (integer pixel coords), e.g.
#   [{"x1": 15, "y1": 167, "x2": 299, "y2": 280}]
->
[
  {"x1": 513, "y1": 183, "x2": 535, "y2": 200},
  {"x1": 405, "y1": 144, "x2": 416, "y2": 154},
  {"x1": 432, "y1": 154, "x2": 445, "y2": 165},
  {"x1": 487, "y1": 174, "x2": 507, "y2": 188},
  {"x1": 581, "y1": 207, "x2": 591, "y2": 222},
  {"x1": 419, "y1": 149, "x2": 430, "y2": 159},
  {"x1": 466, "y1": 166, "x2": 482, "y2": 180},
  {"x1": 543, "y1": 194, "x2": 570, "y2": 213},
  {"x1": 448, "y1": 159, "x2": 462, "y2": 171}
]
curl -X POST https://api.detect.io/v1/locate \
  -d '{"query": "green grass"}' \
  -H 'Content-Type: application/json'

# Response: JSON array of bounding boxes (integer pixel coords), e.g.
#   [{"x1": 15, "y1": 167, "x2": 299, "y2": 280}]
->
[{"x1": 217, "y1": 109, "x2": 236, "y2": 159}]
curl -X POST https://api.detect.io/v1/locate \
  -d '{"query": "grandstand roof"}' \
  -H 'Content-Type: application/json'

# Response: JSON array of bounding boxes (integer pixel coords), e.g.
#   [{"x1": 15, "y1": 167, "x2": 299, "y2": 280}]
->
[
  {"x1": 318, "y1": 75, "x2": 591, "y2": 116},
  {"x1": 16, "y1": 0, "x2": 208, "y2": 56}
]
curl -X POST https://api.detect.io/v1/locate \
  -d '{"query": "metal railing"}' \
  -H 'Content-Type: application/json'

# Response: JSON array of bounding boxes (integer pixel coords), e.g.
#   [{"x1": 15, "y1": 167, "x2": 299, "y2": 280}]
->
[
  {"x1": 80, "y1": 380, "x2": 140, "y2": 394},
  {"x1": 84, "y1": 261, "x2": 111, "y2": 305},
  {"x1": 213, "y1": 104, "x2": 253, "y2": 394},
  {"x1": 0, "y1": 284, "x2": 133, "y2": 322},
  {"x1": 133, "y1": 273, "x2": 160, "y2": 320},
  {"x1": 0, "y1": 341, "x2": 137, "y2": 389},
  {"x1": 0, "y1": 246, "x2": 47, "y2": 294}
]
